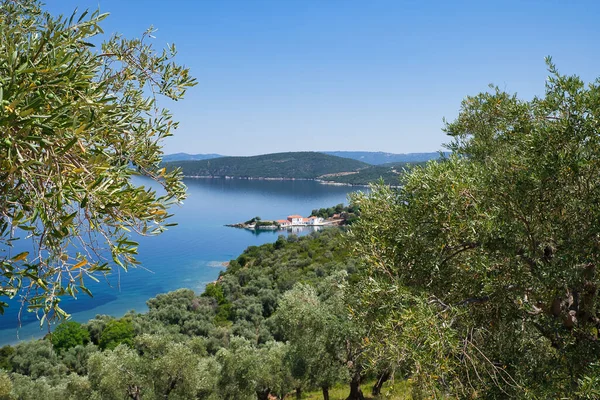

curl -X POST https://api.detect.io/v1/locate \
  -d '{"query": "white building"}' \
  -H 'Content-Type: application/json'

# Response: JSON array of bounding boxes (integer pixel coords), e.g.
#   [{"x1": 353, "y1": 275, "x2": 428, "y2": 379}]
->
[
  {"x1": 306, "y1": 216, "x2": 324, "y2": 225},
  {"x1": 287, "y1": 215, "x2": 305, "y2": 225}
]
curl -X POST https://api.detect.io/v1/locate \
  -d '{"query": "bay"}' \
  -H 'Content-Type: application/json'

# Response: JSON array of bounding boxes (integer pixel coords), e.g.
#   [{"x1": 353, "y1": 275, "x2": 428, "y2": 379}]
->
[{"x1": 0, "y1": 178, "x2": 360, "y2": 345}]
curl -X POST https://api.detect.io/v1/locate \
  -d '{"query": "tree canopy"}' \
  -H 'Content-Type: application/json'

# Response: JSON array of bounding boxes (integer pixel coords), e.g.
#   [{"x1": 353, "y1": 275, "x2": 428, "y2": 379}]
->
[
  {"x1": 350, "y1": 59, "x2": 600, "y2": 397},
  {"x1": 0, "y1": 230, "x2": 392, "y2": 399},
  {"x1": 0, "y1": 0, "x2": 195, "y2": 320}
]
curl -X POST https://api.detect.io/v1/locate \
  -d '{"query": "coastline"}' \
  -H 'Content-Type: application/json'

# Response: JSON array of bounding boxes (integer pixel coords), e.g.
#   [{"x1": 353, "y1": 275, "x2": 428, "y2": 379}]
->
[{"x1": 181, "y1": 175, "x2": 376, "y2": 188}]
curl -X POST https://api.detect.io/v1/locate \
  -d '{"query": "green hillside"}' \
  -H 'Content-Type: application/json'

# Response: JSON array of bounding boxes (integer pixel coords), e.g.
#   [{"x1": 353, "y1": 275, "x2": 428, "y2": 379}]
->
[
  {"x1": 165, "y1": 151, "x2": 370, "y2": 180},
  {"x1": 164, "y1": 152, "x2": 426, "y2": 185},
  {"x1": 322, "y1": 151, "x2": 448, "y2": 165},
  {"x1": 317, "y1": 162, "x2": 425, "y2": 186},
  {"x1": 0, "y1": 230, "x2": 402, "y2": 399}
]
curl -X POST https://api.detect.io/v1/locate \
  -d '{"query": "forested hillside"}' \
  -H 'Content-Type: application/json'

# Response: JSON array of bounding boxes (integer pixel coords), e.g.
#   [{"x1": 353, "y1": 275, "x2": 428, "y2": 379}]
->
[
  {"x1": 318, "y1": 162, "x2": 425, "y2": 186},
  {"x1": 163, "y1": 151, "x2": 445, "y2": 166},
  {"x1": 0, "y1": 230, "x2": 394, "y2": 399},
  {"x1": 164, "y1": 152, "x2": 420, "y2": 185},
  {"x1": 322, "y1": 151, "x2": 447, "y2": 165},
  {"x1": 165, "y1": 152, "x2": 370, "y2": 180}
]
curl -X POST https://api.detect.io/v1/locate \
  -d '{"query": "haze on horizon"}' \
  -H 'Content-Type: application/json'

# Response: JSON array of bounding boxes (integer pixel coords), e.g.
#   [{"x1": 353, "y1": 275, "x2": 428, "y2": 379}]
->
[{"x1": 48, "y1": 0, "x2": 600, "y2": 156}]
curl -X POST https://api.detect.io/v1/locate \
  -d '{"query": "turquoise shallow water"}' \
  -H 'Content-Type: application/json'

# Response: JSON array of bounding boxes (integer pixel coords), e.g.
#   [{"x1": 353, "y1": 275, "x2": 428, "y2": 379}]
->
[{"x1": 0, "y1": 178, "x2": 359, "y2": 345}]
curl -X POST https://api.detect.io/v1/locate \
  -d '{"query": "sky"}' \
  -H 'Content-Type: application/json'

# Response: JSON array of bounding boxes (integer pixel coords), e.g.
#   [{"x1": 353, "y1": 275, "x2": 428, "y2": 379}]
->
[{"x1": 46, "y1": 0, "x2": 600, "y2": 156}]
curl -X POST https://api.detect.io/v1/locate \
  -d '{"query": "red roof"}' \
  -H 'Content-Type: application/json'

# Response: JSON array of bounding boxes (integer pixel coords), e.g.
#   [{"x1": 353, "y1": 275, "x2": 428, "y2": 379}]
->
[{"x1": 288, "y1": 215, "x2": 303, "y2": 218}]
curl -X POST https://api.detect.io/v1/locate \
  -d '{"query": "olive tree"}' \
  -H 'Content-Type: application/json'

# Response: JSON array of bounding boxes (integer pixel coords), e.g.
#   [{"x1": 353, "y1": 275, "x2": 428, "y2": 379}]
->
[
  {"x1": 276, "y1": 284, "x2": 348, "y2": 400},
  {"x1": 87, "y1": 344, "x2": 148, "y2": 400},
  {"x1": 0, "y1": 0, "x2": 195, "y2": 320},
  {"x1": 350, "y1": 59, "x2": 600, "y2": 397},
  {"x1": 276, "y1": 277, "x2": 371, "y2": 400}
]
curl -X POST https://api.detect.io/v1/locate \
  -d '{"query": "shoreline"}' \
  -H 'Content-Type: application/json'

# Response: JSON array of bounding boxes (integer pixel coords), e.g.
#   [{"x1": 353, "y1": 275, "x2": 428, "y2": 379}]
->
[{"x1": 181, "y1": 175, "x2": 376, "y2": 188}]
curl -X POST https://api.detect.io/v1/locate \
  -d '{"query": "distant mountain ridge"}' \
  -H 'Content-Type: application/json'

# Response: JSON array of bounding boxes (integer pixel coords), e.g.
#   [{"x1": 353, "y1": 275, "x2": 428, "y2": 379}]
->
[
  {"x1": 162, "y1": 153, "x2": 225, "y2": 162},
  {"x1": 163, "y1": 151, "x2": 446, "y2": 165},
  {"x1": 322, "y1": 151, "x2": 448, "y2": 165}
]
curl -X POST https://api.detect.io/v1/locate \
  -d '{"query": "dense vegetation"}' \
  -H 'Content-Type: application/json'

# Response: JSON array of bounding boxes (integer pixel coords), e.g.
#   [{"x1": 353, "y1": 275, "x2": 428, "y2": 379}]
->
[
  {"x1": 0, "y1": 230, "x2": 394, "y2": 399},
  {"x1": 349, "y1": 61, "x2": 600, "y2": 398},
  {"x1": 165, "y1": 152, "x2": 370, "y2": 181},
  {"x1": 310, "y1": 204, "x2": 360, "y2": 225}
]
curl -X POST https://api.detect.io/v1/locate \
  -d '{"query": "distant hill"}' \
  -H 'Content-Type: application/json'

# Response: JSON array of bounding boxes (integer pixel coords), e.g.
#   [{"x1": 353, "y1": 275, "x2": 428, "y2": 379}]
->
[
  {"x1": 322, "y1": 151, "x2": 448, "y2": 165},
  {"x1": 165, "y1": 151, "x2": 376, "y2": 181},
  {"x1": 164, "y1": 152, "x2": 430, "y2": 186},
  {"x1": 318, "y1": 162, "x2": 427, "y2": 186},
  {"x1": 162, "y1": 153, "x2": 225, "y2": 162}
]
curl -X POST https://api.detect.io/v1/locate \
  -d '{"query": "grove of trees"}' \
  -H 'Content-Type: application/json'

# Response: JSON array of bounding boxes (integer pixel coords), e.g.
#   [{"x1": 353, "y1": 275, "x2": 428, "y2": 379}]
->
[{"x1": 0, "y1": 230, "x2": 389, "y2": 399}]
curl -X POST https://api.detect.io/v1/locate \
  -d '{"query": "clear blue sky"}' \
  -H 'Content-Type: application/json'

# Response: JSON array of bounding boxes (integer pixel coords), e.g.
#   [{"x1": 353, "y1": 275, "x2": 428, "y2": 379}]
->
[{"x1": 46, "y1": 0, "x2": 600, "y2": 156}]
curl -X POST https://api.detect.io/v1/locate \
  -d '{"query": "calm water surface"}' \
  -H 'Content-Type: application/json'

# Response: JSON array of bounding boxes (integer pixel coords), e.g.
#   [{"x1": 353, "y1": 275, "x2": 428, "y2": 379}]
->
[{"x1": 0, "y1": 178, "x2": 360, "y2": 345}]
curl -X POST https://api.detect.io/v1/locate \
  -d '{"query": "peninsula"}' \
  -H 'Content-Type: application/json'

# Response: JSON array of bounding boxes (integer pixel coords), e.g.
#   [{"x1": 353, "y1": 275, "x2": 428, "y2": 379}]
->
[
  {"x1": 227, "y1": 204, "x2": 358, "y2": 231},
  {"x1": 226, "y1": 214, "x2": 343, "y2": 231}
]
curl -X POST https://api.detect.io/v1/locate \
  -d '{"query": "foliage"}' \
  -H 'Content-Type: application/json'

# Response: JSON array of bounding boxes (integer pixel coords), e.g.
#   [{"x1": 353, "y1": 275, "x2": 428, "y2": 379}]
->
[
  {"x1": 9, "y1": 340, "x2": 66, "y2": 379},
  {"x1": 98, "y1": 318, "x2": 135, "y2": 350},
  {"x1": 60, "y1": 343, "x2": 98, "y2": 375},
  {"x1": 0, "y1": 229, "x2": 384, "y2": 399},
  {"x1": 215, "y1": 337, "x2": 262, "y2": 400},
  {"x1": 578, "y1": 363, "x2": 600, "y2": 399},
  {"x1": 311, "y1": 203, "x2": 360, "y2": 224},
  {"x1": 9, "y1": 374, "x2": 66, "y2": 400},
  {"x1": 0, "y1": 0, "x2": 195, "y2": 320},
  {"x1": 0, "y1": 371, "x2": 10, "y2": 400},
  {"x1": 202, "y1": 283, "x2": 233, "y2": 324},
  {"x1": 83, "y1": 314, "x2": 114, "y2": 345},
  {"x1": 88, "y1": 344, "x2": 148, "y2": 399},
  {"x1": 0, "y1": 346, "x2": 13, "y2": 371},
  {"x1": 276, "y1": 283, "x2": 349, "y2": 395},
  {"x1": 51, "y1": 321, "x2": 90, "y2": 353},
  {"x1": 350, "y1": 60, "x2": 600, "y2": 397}
]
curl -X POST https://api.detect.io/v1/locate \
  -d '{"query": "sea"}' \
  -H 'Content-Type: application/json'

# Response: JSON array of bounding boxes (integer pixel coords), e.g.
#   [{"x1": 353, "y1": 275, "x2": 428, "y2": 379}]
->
[{"x1": 0, "y1": 178, "x2": 360, "y2": 346}]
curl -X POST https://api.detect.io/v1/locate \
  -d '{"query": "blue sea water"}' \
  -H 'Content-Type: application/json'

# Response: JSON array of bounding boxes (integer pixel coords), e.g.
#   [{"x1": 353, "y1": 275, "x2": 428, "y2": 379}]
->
[{"x1": 0, "y1": 178, "x2": 360, "y2": 345}]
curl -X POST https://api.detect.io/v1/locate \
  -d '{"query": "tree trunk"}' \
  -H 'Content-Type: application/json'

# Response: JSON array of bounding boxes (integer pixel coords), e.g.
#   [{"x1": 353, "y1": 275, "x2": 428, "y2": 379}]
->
[
  {"x1": 256, "y1": 388, "x2": 270, "y2": 400},
  {"x1": 346, "y1": 373, "x2": 365, "y2": 400},
  {"x1": 322, "y1": 386, "x2": 330, "y2": 400},
  {"x1": 164, "y1": 377, "x2": 178, "y2": 399},
  {"x1": 371, "y1": 370, "x2": 390, "y2": 396},
  {"x1": 127, "y1": 384, "x2": 142, "y2": 400},
  {"x1": 296, "y1": 387, "x2": 302, "y2": 400}
]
